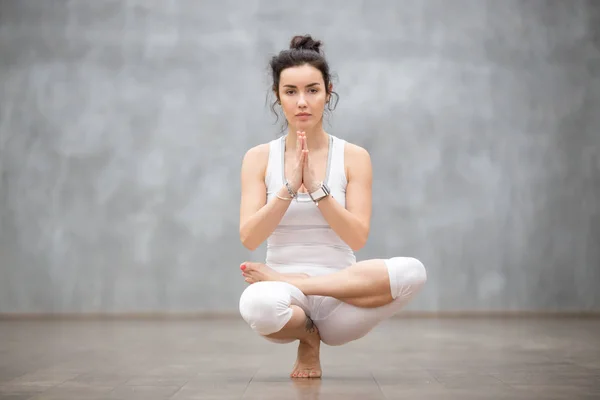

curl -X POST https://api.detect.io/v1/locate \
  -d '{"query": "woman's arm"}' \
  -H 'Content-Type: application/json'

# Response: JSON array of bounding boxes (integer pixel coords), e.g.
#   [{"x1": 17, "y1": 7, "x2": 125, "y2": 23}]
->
[
  {"x1": 239, "y1": 144, "x2": 295, "y2": 251},
  {"x1": 314, "y1": 144, "x2": 372, "y2": 251}
]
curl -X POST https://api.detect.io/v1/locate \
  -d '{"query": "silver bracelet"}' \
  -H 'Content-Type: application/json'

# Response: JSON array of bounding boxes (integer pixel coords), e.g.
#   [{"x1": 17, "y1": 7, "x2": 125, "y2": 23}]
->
[{"x1": 285, "y1": 181, "x2": 297, "y2": 199}]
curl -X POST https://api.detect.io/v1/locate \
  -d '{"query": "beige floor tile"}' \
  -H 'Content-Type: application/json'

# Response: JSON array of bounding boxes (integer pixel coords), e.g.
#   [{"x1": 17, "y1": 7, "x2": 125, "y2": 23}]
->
[{"x1": 0, "y1": 318, "x2": 598, "y2": 399}]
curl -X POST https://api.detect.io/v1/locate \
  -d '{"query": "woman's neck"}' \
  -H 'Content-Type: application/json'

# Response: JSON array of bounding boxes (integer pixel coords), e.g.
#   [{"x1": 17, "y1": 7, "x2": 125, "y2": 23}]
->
[{"x1": 285, "y1": 125, "x2": 329, "y2": 151}]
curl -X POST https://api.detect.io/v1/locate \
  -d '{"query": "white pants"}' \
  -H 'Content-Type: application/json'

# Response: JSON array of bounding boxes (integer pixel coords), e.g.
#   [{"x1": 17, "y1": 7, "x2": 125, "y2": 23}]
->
[{"x1": 238, "y1": 257, "x2": 427, "y2": 346}]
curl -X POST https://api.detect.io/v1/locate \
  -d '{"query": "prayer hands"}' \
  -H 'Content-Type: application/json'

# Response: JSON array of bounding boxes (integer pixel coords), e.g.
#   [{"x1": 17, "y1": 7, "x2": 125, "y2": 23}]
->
[
  {"x1": 288, "y1": 132, "x2": 308, "y2": 193},
  {"x1": 298, "y1": 131, "x2": 320, "y2": 193}
]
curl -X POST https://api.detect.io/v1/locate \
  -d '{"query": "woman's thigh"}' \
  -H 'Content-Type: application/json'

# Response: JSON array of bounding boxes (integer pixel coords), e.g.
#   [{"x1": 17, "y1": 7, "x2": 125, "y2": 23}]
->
[{"x1": 313, "y1": 295, "x2": 409, "y2": 346}]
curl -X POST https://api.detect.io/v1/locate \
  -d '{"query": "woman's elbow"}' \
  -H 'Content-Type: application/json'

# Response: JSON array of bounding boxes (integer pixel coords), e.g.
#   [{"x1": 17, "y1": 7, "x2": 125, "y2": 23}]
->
[
  {"x1": 240, "y1": 229, "x2": 259, "y2": 251},
  {"x1": 242, "y1": 241, "x2": 259, "y2": 251},
  {"x1": 350, "y1": 240, "x2": 367, "y2": 252},
  {"x1": 349, "y1": 228, "x2": 369, "y2": 251}
]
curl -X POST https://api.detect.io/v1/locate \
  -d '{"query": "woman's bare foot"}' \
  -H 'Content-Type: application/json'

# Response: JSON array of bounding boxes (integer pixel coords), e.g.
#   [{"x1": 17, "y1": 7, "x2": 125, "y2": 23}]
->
[
  {"x1": 239, "y1": 263, "x2": 321, "y2": 378},
  {"x1": 241, "y1": 262, "x2": 308, "y2": 284},
  {"x1": 291, "y1": 318, "x2": 322, "y2": 379}
]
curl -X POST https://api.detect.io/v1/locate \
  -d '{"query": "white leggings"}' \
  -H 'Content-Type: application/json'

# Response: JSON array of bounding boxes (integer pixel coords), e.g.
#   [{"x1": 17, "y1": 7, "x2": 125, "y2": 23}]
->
[{"x1": 238, "y1": 257, "x2": 427, "y2": 346}]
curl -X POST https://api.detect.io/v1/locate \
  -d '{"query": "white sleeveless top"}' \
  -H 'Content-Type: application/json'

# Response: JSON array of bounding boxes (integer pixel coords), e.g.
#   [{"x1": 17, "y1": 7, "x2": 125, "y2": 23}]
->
[{"x1": 264, "y1": 134, "x2": 356, "y2": 275}]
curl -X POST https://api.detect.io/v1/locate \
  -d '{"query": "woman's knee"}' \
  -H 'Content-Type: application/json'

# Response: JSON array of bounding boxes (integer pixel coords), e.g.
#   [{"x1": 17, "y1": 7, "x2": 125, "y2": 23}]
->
[
  {"x1": 407, "y1": 257, "x2": 427, "y2": 286},
  {"x1": 238, "y1": 282, "x2": 294, "y2": 336},
  {"x1": 386, "y1": 256, "x2": 427, "y2": 299}
]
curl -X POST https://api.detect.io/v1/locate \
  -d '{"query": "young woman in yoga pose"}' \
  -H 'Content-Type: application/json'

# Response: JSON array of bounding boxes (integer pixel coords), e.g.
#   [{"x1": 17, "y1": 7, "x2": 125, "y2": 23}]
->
[{"x1": 238, "y1": 34, "x2": 427, "y2": 379}]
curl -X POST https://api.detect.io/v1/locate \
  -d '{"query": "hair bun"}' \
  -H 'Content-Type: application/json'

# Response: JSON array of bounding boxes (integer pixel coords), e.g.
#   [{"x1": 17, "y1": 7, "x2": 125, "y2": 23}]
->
[{"x1": 289, "y1": 35, "x2": 322, "y2": 53}]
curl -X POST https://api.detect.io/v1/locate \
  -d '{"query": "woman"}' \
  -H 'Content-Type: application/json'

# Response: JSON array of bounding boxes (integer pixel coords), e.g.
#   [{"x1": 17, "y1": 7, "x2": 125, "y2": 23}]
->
[{"x1": 238, "y1": 35, "x2": 427, "y2": 379}]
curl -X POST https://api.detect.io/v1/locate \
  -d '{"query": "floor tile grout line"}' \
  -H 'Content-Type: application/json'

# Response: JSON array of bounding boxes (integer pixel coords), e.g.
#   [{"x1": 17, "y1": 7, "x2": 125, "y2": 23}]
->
[
  {"x1": 370, "y1": 371, "x2": 388, "y2": 400},
  {"x1": 167, "y1": 381, "x2": 186, "y2": 400},
  {"x1": 426, "y1": 368, "x2": 445, "y2": 386},
  {"x1": 241, "y1": 368, "x2": 259, "y2": 398}
]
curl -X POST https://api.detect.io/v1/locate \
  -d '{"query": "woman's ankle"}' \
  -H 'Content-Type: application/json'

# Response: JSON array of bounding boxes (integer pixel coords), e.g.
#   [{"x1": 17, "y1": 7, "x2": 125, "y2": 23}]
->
[{"x1": 298, "y1": 316, "x2": 320, "y2": 343}]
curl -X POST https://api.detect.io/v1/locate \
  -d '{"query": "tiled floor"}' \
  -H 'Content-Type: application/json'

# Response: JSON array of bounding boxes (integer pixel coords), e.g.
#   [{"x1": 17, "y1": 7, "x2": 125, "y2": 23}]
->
[{"x1": 0, "y1": 317, "x2": 599, "y2": 399}]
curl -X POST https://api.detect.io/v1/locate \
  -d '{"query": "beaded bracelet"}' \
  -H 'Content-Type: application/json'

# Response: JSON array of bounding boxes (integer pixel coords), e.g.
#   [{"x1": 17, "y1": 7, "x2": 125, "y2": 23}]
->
[{"x1": 285, "y1": 181, "x2": 297, "y2": 199}]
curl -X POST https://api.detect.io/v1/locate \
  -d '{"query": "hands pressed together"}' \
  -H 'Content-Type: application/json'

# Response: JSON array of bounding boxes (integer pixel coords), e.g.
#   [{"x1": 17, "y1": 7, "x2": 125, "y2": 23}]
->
[{"x1": 288, "y1": 131, "x2": 320, "y2": 194}]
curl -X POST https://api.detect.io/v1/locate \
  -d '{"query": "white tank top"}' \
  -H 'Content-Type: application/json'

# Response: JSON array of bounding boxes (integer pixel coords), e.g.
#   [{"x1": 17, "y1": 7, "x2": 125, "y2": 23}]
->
[{"x1": 264, "y1": 134, "x2": 357, "y2": 275}]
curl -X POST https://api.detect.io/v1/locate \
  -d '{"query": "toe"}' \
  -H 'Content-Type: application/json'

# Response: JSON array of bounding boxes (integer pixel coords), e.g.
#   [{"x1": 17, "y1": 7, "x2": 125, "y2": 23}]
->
[{"x1": 246, "y1": 262, "x2": 261, "y2": 270}]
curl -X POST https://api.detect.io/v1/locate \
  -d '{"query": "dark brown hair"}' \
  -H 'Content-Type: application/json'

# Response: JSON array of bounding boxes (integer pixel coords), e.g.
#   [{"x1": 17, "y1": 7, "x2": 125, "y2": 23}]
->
[{"x1": 268, "y1": 34, "x2": 339, "y2": 126}]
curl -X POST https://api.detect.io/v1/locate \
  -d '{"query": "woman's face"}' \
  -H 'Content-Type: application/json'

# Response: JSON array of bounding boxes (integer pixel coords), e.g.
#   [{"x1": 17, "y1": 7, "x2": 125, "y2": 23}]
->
[{"x1": 277, "y1": 64, "x2": 330, "y2": 131}]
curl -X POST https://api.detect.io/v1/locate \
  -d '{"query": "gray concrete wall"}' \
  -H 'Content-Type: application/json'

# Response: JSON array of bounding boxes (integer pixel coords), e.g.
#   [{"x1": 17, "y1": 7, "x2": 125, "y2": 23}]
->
[{"x1": 0, "y1": 0, "x2": 598, "y2": 314}]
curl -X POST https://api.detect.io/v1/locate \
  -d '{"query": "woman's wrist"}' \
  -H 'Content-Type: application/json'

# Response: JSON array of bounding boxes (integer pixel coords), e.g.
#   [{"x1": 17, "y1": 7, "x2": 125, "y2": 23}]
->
[
  {"x1": 276, "y1": 184, "x2": 295, "y2": 201},
  {"x1": 305, "y1": 181, "x2": 321, "y2": 193},
  {"x1": 287, "y1": 180, "x2": 301, "y2": 195}
]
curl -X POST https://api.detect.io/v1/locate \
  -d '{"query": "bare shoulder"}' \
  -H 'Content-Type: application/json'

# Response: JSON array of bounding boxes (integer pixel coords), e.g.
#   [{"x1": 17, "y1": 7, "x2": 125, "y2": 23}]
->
[
  {"x1": 241, "y1": 142, "x2": 270, "y2": 174},
  {"x1": 343, "y1": 141, "x2": 372, "y2": 179},
  {"x1": 243, "y1": 142, "x2": 270, "y2": 162},
  {"x1": 344, "y1": 141, "x2": 371, "y2": 160}
]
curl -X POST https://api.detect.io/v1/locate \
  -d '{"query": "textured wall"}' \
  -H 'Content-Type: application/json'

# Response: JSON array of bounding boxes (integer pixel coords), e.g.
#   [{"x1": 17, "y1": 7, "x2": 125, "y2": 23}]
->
[{"x1": 0, "y1": 0, "x2": 599, "y2": 314}]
